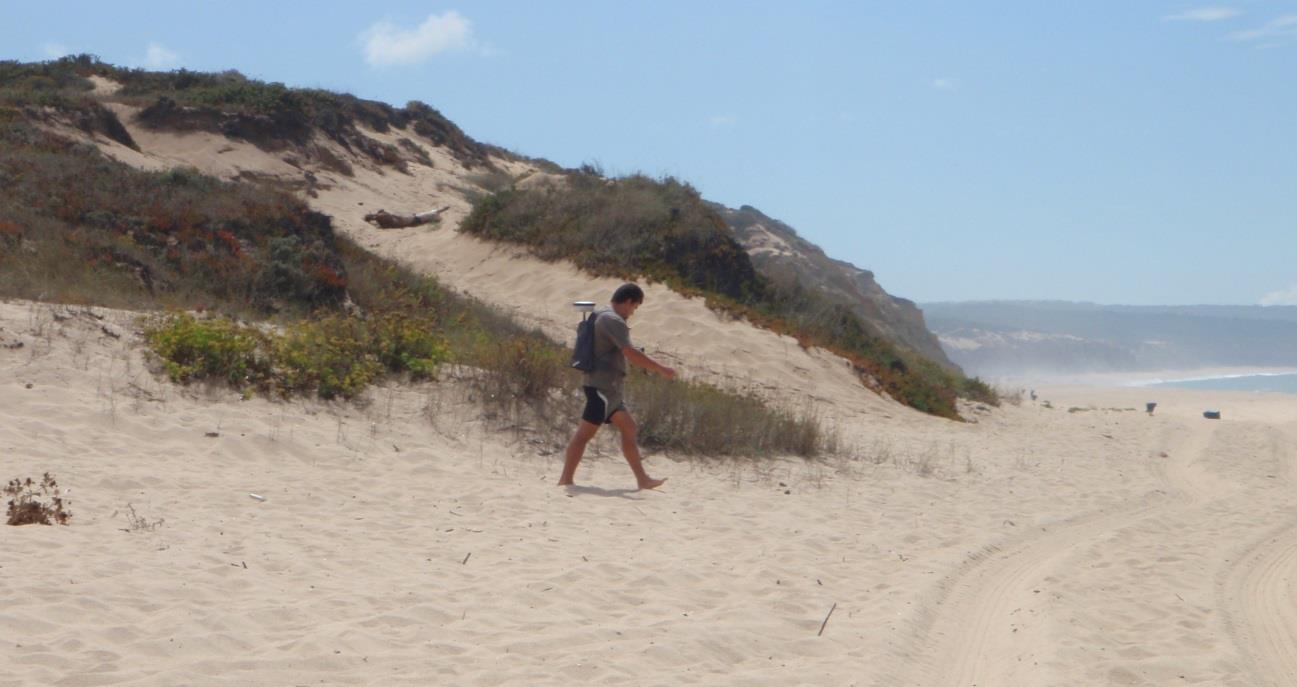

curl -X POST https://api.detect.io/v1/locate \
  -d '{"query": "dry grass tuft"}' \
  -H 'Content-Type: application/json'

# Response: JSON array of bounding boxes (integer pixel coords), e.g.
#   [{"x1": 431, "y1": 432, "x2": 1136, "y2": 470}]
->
[
  {"x1": 120, "y1": 503, "x2": 164, "y2": 532},
  {"x1": 5, "y1": 473, "x2": 72, "y2": 526}
]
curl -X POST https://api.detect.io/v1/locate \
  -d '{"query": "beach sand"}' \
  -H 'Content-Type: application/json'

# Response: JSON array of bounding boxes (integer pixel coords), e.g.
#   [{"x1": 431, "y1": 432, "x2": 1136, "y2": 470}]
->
[
  {"x1": 4, "y1": 300, "x2": 1297, "y2": 686},
  {"x1": 10, "y1": 87, "x2": 1297, "y2": 685}
]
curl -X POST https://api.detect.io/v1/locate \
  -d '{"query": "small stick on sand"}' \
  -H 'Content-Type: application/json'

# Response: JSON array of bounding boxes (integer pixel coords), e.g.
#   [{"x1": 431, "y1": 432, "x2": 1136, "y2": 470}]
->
[
  {"x1": 462, "y1": 552, "x2": 472, "y2": 565},
  {"x1": 817, "y1": 602, "x2": 837, "y2": 637}
]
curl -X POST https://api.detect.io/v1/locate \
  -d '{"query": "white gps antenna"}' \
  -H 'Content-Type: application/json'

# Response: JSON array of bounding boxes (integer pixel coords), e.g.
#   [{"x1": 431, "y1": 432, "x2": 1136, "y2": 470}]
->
[{"x1": 572, "y1": 300, "x2": 596, "y2": 314}]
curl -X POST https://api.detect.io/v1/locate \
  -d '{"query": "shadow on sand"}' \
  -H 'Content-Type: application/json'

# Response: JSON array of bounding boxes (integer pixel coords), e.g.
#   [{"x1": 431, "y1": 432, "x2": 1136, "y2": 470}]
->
[{"x1": 563, "y1": 484, "x2": 644, "y2": 499}]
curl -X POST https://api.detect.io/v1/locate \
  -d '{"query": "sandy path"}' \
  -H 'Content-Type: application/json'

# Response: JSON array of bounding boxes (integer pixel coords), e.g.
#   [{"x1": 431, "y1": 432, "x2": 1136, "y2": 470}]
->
[
  {"x1": 888, "y1": 428, "x2": 1181, "y2": 687},
  {"x1": 1227, "y1": 522, "x2": 1297, "y2": 687},
  {"x1": 888, "y1": 411, "x2": 1297, "y2": 687},
  {"x1": 1219, "y1": 423, "x2": 1297, "y2": 687}
]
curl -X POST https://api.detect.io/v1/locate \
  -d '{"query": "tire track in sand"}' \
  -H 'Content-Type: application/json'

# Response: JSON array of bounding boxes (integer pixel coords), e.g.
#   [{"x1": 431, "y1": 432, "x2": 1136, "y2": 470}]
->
[
  {"x1": 1219, "y1": 424, "x2": 1297, "y2": 687},
  {"x1": 886, "y1": 423, "x2": 1216, "y2": 687}
]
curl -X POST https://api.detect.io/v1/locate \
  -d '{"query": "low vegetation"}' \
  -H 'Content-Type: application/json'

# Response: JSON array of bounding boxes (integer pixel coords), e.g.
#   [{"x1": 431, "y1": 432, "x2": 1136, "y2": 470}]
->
[
  {"x1": 5, "y1": 473, "x2": 72, "y2": 526},
  {"x1": 461, "y1": 171, "x2": 996, "y2": 418},
  {"x1": 121, "y1": 503, "x2": 165, "y2": 533},
  {"x1": 0, "y1": 54, "x2": 500, "y2": 170},
  {"x1": 144, "y1": 311, "x2": 448, "y2": 400},
  {"x1": 140, "y1": 306, "x2": 826, "y2": 456},
  {"x1": 0, "y1": 115, "x2": 346, "y2": 316},
  {"x1": 629, "y1": 372, "x2": 829, "y2": 456}
]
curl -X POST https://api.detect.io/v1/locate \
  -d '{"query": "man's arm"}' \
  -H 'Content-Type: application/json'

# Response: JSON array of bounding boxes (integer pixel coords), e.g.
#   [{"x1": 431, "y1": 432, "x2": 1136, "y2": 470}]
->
[{"x1": 623, "y1": 345, "x2": 676, "y2": 380}]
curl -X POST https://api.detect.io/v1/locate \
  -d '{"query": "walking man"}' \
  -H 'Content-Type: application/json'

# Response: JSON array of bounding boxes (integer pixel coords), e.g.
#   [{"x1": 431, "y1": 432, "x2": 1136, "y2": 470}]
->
[{"x1": 558, "y1": 283, "x2": 675, "y2": 490}]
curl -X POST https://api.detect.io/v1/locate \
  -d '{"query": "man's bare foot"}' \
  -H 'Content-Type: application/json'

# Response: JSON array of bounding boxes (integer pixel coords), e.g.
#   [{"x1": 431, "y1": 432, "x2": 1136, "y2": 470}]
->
[
  {"x1": 557, "y1": 479, "x2": 574, "y2": 487},
  {"x1": 637, "y1": 477, "x2": 666, "y2": 490}
]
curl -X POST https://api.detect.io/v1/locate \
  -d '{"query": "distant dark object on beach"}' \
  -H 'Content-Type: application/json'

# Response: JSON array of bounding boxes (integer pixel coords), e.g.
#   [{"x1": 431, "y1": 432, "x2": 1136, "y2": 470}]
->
[
  {"x1": 1203, "y1": 410, "x2": 1221, "y2": 420},
  {"x1": 1145, "y1": 402, "x2": 1157, "y2": 415}
]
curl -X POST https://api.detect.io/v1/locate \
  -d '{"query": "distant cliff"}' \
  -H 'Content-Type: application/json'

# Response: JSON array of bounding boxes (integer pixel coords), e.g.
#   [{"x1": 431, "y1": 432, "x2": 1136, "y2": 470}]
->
[
  {"x1": 716, "y1": 204, "x2": 956, "y2": 370},
  {"x1": 924, "y1": 301, "x2": 1297, "y2": 376}
]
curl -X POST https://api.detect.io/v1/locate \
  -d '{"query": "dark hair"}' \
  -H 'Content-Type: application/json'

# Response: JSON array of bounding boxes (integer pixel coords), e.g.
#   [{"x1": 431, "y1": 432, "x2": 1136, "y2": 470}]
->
[{"x1": 611, "y1": 283, "x2": 644, "y2": 304}]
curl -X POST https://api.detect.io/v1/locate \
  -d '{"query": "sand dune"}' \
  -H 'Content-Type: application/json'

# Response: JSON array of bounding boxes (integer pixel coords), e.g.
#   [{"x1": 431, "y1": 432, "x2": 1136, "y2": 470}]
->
[{"x1": 71, "y1": 103, "x2": 911, "y2": 426}]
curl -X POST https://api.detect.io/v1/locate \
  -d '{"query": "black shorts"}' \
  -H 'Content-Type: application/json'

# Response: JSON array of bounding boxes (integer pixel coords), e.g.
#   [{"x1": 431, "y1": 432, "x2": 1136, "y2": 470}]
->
[{"x1": 581, "y1": 386, "x2": 625, "y2": 425}]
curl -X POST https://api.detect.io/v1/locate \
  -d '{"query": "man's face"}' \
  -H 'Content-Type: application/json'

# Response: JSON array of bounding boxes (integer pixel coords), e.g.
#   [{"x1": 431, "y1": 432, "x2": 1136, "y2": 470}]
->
[{"x1": 616, "y1": 300, "x2": 641, "y2": 319}]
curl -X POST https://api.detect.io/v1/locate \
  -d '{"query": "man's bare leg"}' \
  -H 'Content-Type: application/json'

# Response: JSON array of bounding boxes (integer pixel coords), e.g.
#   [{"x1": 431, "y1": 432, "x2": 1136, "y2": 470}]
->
[
  {"x1": 608, "y1": 410, "x2": 665, "y2": 490},
  {"x1": 558, "y1": 420, "x2": 600, "y2": 486}
]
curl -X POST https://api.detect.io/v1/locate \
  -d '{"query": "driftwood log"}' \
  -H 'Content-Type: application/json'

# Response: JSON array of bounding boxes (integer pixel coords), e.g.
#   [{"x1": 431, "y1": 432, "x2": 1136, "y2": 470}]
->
[{"x1": 363, "y1": 205, "x2": 450, "y2": 229}]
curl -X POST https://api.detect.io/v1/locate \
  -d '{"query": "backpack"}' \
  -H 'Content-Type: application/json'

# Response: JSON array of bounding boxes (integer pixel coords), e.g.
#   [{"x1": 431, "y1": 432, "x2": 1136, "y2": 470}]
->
[{"x1": 569, "y1": 309, "x2": 600, "y2": 372}]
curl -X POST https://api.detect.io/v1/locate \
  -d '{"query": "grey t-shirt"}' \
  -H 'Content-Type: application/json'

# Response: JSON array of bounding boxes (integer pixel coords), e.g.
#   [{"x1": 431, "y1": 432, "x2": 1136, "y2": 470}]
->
[{"x1": 582, "y1": 306, "x2": 632, "y2": 394}]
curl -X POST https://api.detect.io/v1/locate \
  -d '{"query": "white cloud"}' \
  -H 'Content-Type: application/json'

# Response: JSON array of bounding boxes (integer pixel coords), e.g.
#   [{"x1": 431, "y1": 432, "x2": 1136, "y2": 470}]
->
[
  {"x1": 1228, "y1": 14, "x2": 1297, "y2": 41},
  {"x1": 931, "y1": 77, "x2": 955, "y2": 90},
  {"x1": 361, "y1": 11, "x2": 478, "y2": 66},
  {"x1": 709, "y1": 115, "x2": 736, "y2": 127},
  {"x1": 144, "y1": 42, "x2": 180, "y2": 69},
  {"x1": 1260, "y1": 285, "x2": 1297, "y2": 306},
  {"x1": 42, "y1": 43, "x2": 71, "y2": 58},
  {"x1": 1163, "y1": 7, "x2": 1241, "y2": 22}
]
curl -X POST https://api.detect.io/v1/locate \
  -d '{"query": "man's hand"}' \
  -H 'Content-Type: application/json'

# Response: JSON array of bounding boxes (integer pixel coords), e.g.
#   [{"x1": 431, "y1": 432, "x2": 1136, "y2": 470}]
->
[{"x1": 625, "y1": 346, "x2": 676, "y2": 381}]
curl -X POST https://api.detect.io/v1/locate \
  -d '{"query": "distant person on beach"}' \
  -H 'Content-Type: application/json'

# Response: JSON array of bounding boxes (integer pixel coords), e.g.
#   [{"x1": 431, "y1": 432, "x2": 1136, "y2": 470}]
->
[{"x1": 558, "y1": 283, "x2": 676, "y2": 490}]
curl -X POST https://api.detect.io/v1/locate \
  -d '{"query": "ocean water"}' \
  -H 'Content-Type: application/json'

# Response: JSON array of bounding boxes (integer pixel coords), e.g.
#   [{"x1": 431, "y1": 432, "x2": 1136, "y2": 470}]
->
[{"x1": 1150, "y1": 372, "x2": 1297, "y2": 394}]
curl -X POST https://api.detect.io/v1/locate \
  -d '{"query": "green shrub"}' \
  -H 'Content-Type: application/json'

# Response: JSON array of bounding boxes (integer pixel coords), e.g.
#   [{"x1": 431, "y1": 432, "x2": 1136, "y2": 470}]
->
[
  {"x1": 368, "y1": 311, "x2": 449, "y2": 380},
  {"x1": 258, "y1": 234, "x2": 348, "y2": 310},
  {"x1": 143, "y1": 313, "x2": 269, "y2": 387},
  {"x1": 468, "y1": 335, "x2": 570, "y2": 402},
  {"x1": 144, "y1": 312, "x2": 446, "y2": 400},
  {"x1": 273, "y1": 316, "x2": 382, "y2": 399},
  {"x1": 959, "y1": 375, "x2": 998, "y2": 405},
  {"x1": 461, "y1": 175, "x2": 762, "y2": 302}
]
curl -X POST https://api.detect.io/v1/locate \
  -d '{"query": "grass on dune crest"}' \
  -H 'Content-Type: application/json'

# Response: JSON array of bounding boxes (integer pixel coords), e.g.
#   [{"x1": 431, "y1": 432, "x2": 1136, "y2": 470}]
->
[{"x1": 0, "y1": 54, "x2": 555, "y2": 172}]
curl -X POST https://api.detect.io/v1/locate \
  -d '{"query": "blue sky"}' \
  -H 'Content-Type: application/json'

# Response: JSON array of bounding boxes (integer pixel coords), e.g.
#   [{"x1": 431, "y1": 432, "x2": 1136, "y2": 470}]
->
[{"x1": 3, "y1": 2, "x2": 1295, "y2": 306}]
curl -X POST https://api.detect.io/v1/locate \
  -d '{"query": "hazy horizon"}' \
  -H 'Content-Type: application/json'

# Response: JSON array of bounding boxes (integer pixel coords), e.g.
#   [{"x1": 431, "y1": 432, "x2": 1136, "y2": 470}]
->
[
  {"x1": 920, "y1": 299, "x2": 1297, "y2": 309},
  {"x1": 925, "y1": 299, "x2": 1297, "y2": 379},
  {"x1": 4, "y1": 1, "x2": 1295, "y2": 306}
]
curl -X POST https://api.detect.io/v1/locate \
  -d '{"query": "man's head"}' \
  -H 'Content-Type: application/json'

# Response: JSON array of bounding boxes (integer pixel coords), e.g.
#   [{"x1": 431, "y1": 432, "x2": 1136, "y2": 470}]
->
[{"x1": 611, "y1": 283, "x2": 644, "y2": 318}]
